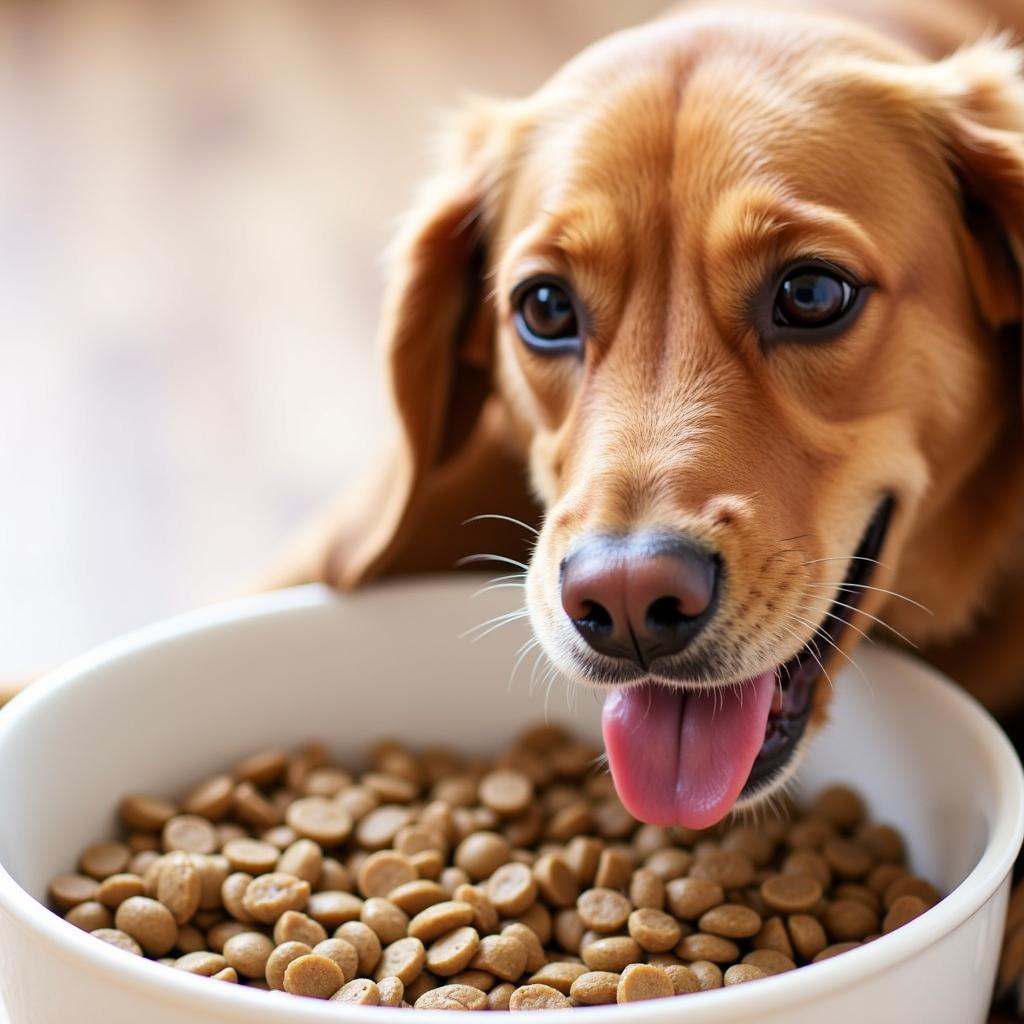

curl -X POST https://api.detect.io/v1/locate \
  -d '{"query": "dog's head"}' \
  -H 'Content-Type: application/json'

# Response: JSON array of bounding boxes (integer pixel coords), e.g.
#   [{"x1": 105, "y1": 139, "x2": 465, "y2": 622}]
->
[{"x1": 332, "y1": 11, "x2": 1024, "y2": 828}]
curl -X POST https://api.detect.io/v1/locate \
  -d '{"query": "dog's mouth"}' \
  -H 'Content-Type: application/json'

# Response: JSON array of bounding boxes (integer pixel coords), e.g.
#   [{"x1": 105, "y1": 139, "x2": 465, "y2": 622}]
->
[{"x1": 602, "y1": 497, "x2": 894, "y2": 829}]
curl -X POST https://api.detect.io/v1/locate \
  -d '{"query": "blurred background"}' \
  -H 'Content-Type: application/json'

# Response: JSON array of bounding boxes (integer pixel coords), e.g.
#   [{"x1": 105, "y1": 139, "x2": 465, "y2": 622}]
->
[{"x1": 0, "y1": 0, "x2": 665, "y2": 675}]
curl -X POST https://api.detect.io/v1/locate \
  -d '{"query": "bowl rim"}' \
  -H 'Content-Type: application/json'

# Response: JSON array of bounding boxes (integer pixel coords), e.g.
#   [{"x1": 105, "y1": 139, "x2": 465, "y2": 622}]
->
[{"x1": 0, "y1": 580, "x2": 1021, "y2": 1021}]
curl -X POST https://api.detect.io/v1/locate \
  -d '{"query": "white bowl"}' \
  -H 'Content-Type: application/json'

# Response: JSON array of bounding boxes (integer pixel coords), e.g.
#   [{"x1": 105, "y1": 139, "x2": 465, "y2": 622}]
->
[{"x1": 0, "y1": 580, "x2": 1020, "y2": 1023}]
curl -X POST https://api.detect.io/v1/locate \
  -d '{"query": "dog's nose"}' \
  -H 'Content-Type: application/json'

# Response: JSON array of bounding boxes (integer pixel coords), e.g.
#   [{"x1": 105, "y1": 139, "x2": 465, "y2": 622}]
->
[{"x1": 560, "y1": 534, "x2": 718, "y2": 666}]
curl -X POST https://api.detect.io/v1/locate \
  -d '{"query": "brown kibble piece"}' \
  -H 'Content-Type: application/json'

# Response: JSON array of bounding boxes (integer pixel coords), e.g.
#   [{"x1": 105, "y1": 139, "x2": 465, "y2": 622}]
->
[
  {"x1": 277, "y1": 838, "x2": 322, "y2": 885},
  {"x1": 629, "y1": 868, "x2": 664, "y2": 910},
  {"x1": 743, "y1": 949, "x2": 796, "y2": 975},
  {"x1": 265, "y1": 941, "x2": 312, "y2": 990},
  {"x1": 223, "y1": 838, "x2": 279, "y2": 875},
  {"x1": 336, "y1": 920, "x2": 383, "y2": 974},
  {"x1": 471, "y1": 933, "x2": 529, "y2": 981},
  {"x1": 65, "y1": 901, "x2": 114, "y2": 932},
  {"x1": 162, "y1": 815, "x2": 218, "y2": 855},
  {"x1": 312, "y1": 937, "x2": 359, "y2": 981},
  {"x1": 182, "y1": 775, "x2": 234, "y2": 820},
  {"x1": 242, "y1": 872, "x2": 310, "y2": 923},
  {"x1": 51, "y1": 873, "x2": 99, "y2": 911},
  {"x1": 426, "y1": 926, "x2": 481, "y2": 976},
  {"x1": 502, "y1": 922, "x2": 546, "y2": 973},
  {"x1": 823, "y1": 837, "x2": 874, "y2": 880},
  {"x1": 390, "y1": 879, "x2": 448, "y2": 915},
  {"x1": 332, "y1": 978, "x2": 380, "y2": 1005},
  {"x1": 273, "y1": 909, "x2": 327, "y2": 947},
  {"x1": 487, "y1": 862, "x2": 537, "y2": 917},
  {"x1": 782, "y1": 849, "x2": 832, "y2": 889},
  {"x1": 378, "y1": 975, "x2": 405, "y2": 1006},
  {"x1": 724, "y1": 963, "x2": 767, "y2": 985},
  {"x1": 479, "y1": 770, "x2": 534, "y2": 817},
  {"x1": 91, "y1": 928, "x2": 143, "y2": 956},
  {"x1": 644, "y1": 848, "x2": 692, "y2": 882},
  {"x1": 594, "y1": 848, "x2": 633, "y2": 890},
  {"x1": 788, "y1": 914, "x2": 827, "y2": 961},
  {"x1": 118, "y1": 795, "x2": 176, "y2": 833},
  {"x1": 80, "y1": 841, "x2": 131, "y2": 881},
  {"x1": 283, "y1": 952, "x2": 345, "y2": 999},
  {"x1": 689, "y1": 960, "x2": 723, "y2": 990},
  {"x1": 883, "y1": 894, "x2": 929, "y2": 933},
  {"x1": 114, "y1": 896, "x2": 178, "y2": 956},
  {"x1": 358, "y1": 850, "x2": 417, "y2": 898},
  {"x1": 156, "y1": 853, "x2": 201, "y2": 925},
  {"x1": 97, "y1": 874, "x2": 145, "y2": 909},
  {"x1": 698, "y1": 903, "x2": 762, "y2": 939},
  {"x1": 665, "y1": 964, "x2": 702, "y2": 994},
  {"x1": 822, "y1": 899, "x2": 878, "y2": 941},
  {"x1": 564, "y1": 837, "x2": 603, "y2": 886},
  {"x1": 577, "y1": 888, "x2": 632, "y2": 933},
  {"x1": 307, "y1": 890, "x2": 362, "y2": 928},
  {"x1": 813, "y1": 941, "x2": 861, "y2": 963},
  {"x1": 455, "y1": 831, "x2": 511, "y2": 881},
  {"x1": 753, "y1": 916, "x2": 795, "y2": 959},
  {"x1": 617, "y1": 963, "x2": 674, "y2": 1002},
  {"x1": 232, "y1": 783, "x2": 281, "y2": 831},
  {"x1": 533, "y1": 853, "x2": 578, "y2": 908},
  {"x1": 360, "y1": 897, "x2": 409, "y2": 944},
  {"x1": 581, "y1": 935, "x2": 643, "y2": 972},
  {"x1": 408, "y1": 900, "x2": 476, "y2": 942},
  {"x1": 883, "y1": 875, "x2": 940, "y2": 910},
  {"x1": 761, "y1": 873, "x2": 823, "y2": 913},
  {"x1": 508, "y1": 983, "x2": 572, "y2": 1010},
  {"x1": 811, "y1": 786, "x2": 866, "y2": 831},
  {"x1": 414, "y1": 984, "x2": 488, "y2": 1010},
  {"x1": 212, "y1": 966, "x2": 238, "y2": 983},
  {"x1": 176, "y1": 951, "x2": 227, "y2": 976},
  {"x1": 375, "y1": 935, "x2": 426, "y2": 984},
  {"x1": 857, "y1": 823, "x2": 905, "y2": 863},
  {"x1": 223, "y1": 931, "x2": 275, "y2": 978},
  {"x1": 690, "y1": 850, "x2": 755, "y2": 889},
  {"x1": 676, "y1": 933, "x2": 740, "y2": 963},
  {"x1": 666, "y1": 877, "x2": 725, "y2": 920},
  {"x1": 628, "y1": 907, "x2": 682, "y2": 952},
  {"x1": 570, "y1": 970, "x2": 620, "y2": 1005},
  {"x1": 528, "y1": 961, "x2": 588, "y2": 994},
  {"x1": 489, "y1": 982, "x2": 515, "y2": 1010},
  {"x1": 286, "y1": 797, "x2": 352, "y2": 847}
]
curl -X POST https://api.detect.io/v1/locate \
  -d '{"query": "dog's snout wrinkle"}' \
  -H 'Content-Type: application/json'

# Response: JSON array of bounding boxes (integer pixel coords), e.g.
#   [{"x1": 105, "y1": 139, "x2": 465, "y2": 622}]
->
[{"x1": 560, "y1": 532, "x2": 719, "y2": 667}]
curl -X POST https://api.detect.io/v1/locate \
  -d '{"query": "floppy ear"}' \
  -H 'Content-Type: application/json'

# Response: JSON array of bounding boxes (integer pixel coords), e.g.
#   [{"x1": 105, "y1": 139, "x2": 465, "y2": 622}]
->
[
  {"x1": 323, "y1": 104, "x2": 540, "y2": 589},
  {"x1": 907, "y1": 39, "x2": 1024, "y2": 397}
]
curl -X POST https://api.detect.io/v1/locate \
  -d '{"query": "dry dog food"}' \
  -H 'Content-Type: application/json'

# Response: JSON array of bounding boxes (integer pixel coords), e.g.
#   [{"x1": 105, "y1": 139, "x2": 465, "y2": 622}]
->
[{"x1": 49, "y1": 726, "x2": 941, "y2": 1008}]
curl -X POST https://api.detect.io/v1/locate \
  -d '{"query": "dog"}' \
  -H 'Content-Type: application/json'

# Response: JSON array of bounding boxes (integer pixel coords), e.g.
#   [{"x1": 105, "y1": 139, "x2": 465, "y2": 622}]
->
[{"x1": 4, "y1": 0, "x2": 1022, "y2": 1009}]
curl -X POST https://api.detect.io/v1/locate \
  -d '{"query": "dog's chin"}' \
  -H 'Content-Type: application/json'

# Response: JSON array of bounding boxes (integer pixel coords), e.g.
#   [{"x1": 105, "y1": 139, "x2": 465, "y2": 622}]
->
[{"x1": 528, "y1": 496, "x2": 895, "y2": 818}]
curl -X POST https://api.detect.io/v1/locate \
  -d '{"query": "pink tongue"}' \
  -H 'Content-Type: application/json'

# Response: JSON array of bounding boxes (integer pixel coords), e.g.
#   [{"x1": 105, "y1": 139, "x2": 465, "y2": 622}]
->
[{"x1": 602, "y1": 673, "x2": 776, "y2": 829}]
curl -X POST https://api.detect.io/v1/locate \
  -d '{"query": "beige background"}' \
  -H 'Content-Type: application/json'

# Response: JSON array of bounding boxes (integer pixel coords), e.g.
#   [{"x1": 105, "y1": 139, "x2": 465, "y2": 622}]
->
[{"x1": 0, "y1": 0, "x2": 665, "y2": 675}]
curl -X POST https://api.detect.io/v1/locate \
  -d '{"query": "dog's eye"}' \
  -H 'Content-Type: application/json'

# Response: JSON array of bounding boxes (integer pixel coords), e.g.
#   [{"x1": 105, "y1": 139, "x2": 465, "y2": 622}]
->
[
  {"x1": 513, "y1": 278, "x2": 582, "y2": 355},
  {"x1": 772, "y1": 266, "x2": 858, "y2": 331}
]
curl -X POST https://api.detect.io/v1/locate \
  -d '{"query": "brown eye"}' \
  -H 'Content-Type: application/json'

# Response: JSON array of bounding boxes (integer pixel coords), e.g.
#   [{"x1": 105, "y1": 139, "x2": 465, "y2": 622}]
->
[
  {"x1": 774, "y1": 268, "x2": 856, "y2": 328},
  {"x1": 513, "y1": 278, "x2": 582, "y2": 355}
]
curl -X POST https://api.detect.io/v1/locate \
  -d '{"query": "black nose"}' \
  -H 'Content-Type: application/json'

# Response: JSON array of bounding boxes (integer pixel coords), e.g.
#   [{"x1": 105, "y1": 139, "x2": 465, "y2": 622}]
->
[{"x1": 559, "y1": 533, "x2": 719, "y2": 666}]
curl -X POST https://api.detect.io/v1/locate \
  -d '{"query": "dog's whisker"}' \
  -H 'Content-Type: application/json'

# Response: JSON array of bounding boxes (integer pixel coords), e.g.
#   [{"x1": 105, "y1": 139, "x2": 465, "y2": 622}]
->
[
  {"x1": 462, "y1": 514, "x2": 539, "y2": 536},
  {"x1": 809, "y1": 597, "x2": 918, "y2": 649},
  {"x1": 793, "y1": 596, "x2": 875, "y2": 647},
  {"x1": 804, "y1": 581, "x2": 933, "y2": 615},
  {"x1": 801, "y1": 555, "x2": 888, "y2": 568},
  {"x1": 508, "y1": 638, "x2": 540, "y2": 693},
  {"x1": 778, "y1": 623, "x2": 835, "y2": 694},
  {"x1": 471, "y1": 581, "x2": 528, "y2": 598},
  {"x1": 786, "y1": 612, "x2": 873, "y2": 695},
  {"x1": 456, "y1": 553, "x2": 530, "y2": 571},
  {"x1": 460, "y1": 608, "x2": 529, "y2": 642}
]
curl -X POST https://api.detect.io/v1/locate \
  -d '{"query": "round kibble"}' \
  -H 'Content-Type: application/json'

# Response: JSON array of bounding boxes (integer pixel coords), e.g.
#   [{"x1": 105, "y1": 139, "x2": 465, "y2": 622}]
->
[
  {"x1": 628, "y1": 907, "x2": 682, "y2": 952},
  {"x1": 283, "y1": 953, "x2": 345, "y2": 999},
  {"x1": 645, "y1": 848, "x2": 692, "y2": 882},
  {"x1": 788, "y1": 914, "x2": 828, "y2": 962},
  {"x1": 286, "y1": 797, "x2": 352, "y2": 847},
  {"x1": 374, "y1": 935, "x2": 426, "y2": 985},
  {"x1": 823, "y1": 837, "x2": 874, "y2": 880},
  {"x1": 857, "y1": 823, "x2": 905, "y2": 863},
  {"x1": 224, "y1": 931, "x2": 275, "y2": 978},
  {"x1": 488, "y1": 982, "x2": 515, "y2": 1010},
  {"x1": 312, "y1": 937, "x2": 359, "y2": 981},
  {"x1": 51, "y1": 874, "x2": 99, "y2": 911},
  {"x1": 761, "y1": 873, "x2": 823, "y2": 913},
  {"x1": 883, "y1": 894, "x2": 929, "y2": 933},
  {"x1": 360, "y1": 897, "x2": 409, "y2": 944},
  {"x1": 176, "y1": 951, "x2": 227, "y2": 975},
  {"x1": 577, "y1": 888, "x2": 631, "y2": 933},
  {"x1": 479, "y1": 770, "x2": 534, "y2": 817},
  {"x1": 307, "y1": 890, "x2": 362, "y2": 928},
  {"x1": 665, "y1": 963, "x2": 701, "y2": 994},
  {"x1": 581, "y1": 935, "x2": 642, "y2": 972},
  {"x1": 509, "y1": 984, "x2": 572, "y2": 1010},
  {"x1": 182, "y1": 775, "x2": 234, "y2": 820},
  {"x1": 743, "y1": 949, "x2": 796, "y2": 975},
  {"x1": 223, "y1": 838, "x2": 279, "y2": 875},
  {"x1": 390, "y1": 879, "x2": 448, "y2": 915},
  {"x1": 378, "y1": 975, "x2": 405, "y2": 1006},
  {"x1": 277, "y1": 838, "x2": 322, "y2": 885},
  {"x1": 114, "y1": 896, "x2": 178, "y2": 956},
  {"x1": 698, "y1": 903, "x2": 762, "y2": 939},
  {"x1": 811, "y1": 785, "x2": 866, "y2": 831},
  {"x1": 162, "y1": 815, "x2": 218, "y2": 855},
  {"x1": 336, "y1": 920, "x2": 382, "y2": 974},
  {"x1": 689, "y1": 960, "x2": 723, "y2": 990},
  {"x1": 782, "y1": 849, "x2": 832, "y2": 889},
  {"x1": 98, "y1": 873, "x2": 145, "y2": 909},
  {"x1": 92, "y1": 928, "x2": 143, "y2": 956},
  {"x1": 502, "y1": 922, "x2": 546, "y2": 973},
  {"x1": 354, "y1": 805, "x2": 413, "y2": 850},
  {"x1": 533, "y1": 853, "x2": 578, "y2": 908},
  {"x1": 274, "y1": 910, "x2": 327, "y2": 947},
  {"x1": 242, "y1": 873, "x2": 310, "y2": 924},
  {"x1": 883, "y1": 875, "x2": 940, "y2": 910},
  {"x1": 486, "y1": 861, "x2": 537, "y2": 917},
  {"x1": 690, "y1": 850, "x2": 754, "y2": 889},
  {"x1": 666, "y1": 877, "x2": 724, "y2": 919},
  {"x1": 408, "y1": 900, "x2": 476, "y2": 942},
  {"x1": 454, "y1": 832, "x2": 511, "y2": 881},
  {"x1": 470, "y1": 933, "x2": 528, "y2": 981},
  {"x1": 425, "y1": 926, "x2": 480, "y2": 976},
  {"x1": 822, "y1": 899, "x2": 878, "y2": 941},
  {"x1": 753, "y1": 916, "x2": 795, "y2": 959},
  {"x1": 629, "y1": 868, "x2": 664, "y2": 910},
  {"x1": 724, "y1": 963, "x2": 767, "y2": 986},
  {"x1": 332, "y1": 978, "x2": 380, "y2": 1005},
  {"x1": 156, "y1": 853, "x2": 201, "y2": 925},
  {"x1": 676, "y1": 933, "x2": 740, "y2": 964},
  {"x1": 415, "y1": 984, "x2": 488, "y2": 1010},
  {"x1": 617, "y1": 962, "x2": 674, "y2": 1002},
  {"x1": 265, "y1": 941, "x2": 312, "y2": 990},
  {"x1": 80, "y1": 840, "x2": 131, "y2": 881},
  {"x1": 528, "y1": 960, "x2": 587, "y2": 994},
  {"x1": 358, "y1": 850, "x2": 417, "y2": 898},
  {"x1": 66, "y1": 901, "x2": 113, "y2": 931},
  {"x1": 813, "y1": 941, "x2": 861, "y2": 963},
  {"x1": 570, "y1": 970, "x2": 619, "y2": 1005},
  {"x1": 118, "y1": 795, "x2": 176, "y2": 833}
]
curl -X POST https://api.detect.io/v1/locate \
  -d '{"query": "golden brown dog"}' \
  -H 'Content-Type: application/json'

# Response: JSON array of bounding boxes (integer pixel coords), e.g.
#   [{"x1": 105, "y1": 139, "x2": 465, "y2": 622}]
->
[{"x1": 256, "y1": 0, "x2": 1024, "y2": 1002}]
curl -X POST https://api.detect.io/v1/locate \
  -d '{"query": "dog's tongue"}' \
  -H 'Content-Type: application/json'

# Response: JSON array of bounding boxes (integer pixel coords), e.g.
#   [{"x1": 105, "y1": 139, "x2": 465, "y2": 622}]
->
[{"x1": 602, "y1": 673, "x2": 776, "y2": 829}]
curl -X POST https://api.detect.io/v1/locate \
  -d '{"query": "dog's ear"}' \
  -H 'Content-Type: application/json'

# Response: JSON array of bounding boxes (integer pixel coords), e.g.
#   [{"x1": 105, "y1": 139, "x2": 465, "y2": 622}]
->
[
  {"x1": 893, "y1": 38, "x2": 1024, "y2": 402},
  {"x1": 325, "y1": 103, "x2": 539, "y2": 589}
]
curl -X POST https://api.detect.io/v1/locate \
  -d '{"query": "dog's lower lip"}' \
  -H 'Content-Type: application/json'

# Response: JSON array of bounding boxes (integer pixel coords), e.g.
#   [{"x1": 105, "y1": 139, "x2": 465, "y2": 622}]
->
[{"x1": 740, "y1": 495, "x2": 894, "y2": 798}]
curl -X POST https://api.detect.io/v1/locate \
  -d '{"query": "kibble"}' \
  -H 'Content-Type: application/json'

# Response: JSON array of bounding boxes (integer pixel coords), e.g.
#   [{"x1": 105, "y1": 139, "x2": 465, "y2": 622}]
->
[{"x1": 51, "y1": 730, "x2": 939, "y2": 1009}]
